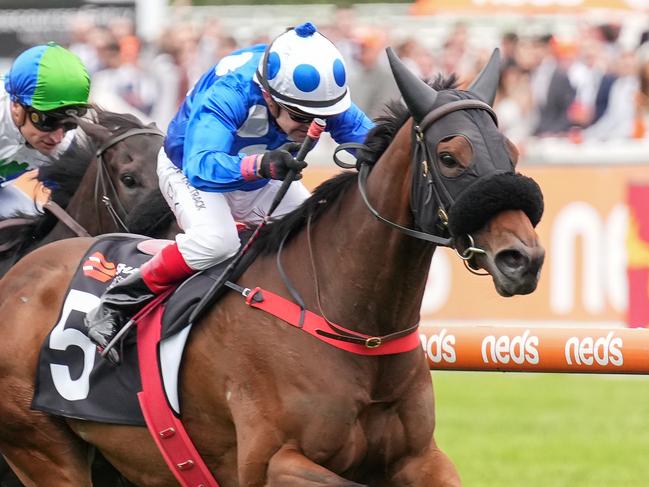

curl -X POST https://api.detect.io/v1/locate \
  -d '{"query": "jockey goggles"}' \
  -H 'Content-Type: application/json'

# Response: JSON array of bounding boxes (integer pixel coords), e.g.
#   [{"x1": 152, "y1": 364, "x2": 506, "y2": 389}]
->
[
  {"x1": 23, "y1": 105, "x2": 87, "y2": 132},
  {"x1": 279, "y1": 103, "x2": 316, "y2": 124}
]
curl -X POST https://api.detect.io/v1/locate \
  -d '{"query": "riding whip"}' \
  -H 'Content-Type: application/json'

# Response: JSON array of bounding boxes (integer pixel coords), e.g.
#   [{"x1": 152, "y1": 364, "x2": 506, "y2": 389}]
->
[{"x1": 187, "y1": 119, "x2": 326, "y2": 324}]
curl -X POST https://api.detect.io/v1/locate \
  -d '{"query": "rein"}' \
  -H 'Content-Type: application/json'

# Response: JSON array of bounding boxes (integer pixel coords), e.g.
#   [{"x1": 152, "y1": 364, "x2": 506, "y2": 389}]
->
[
  {"x1": 0, "y1": 217, "x2": 34, "y2": 252},
  {"x1": 0, "y1": 199, "x2": 92, "y2": 254},
  {"x1": 94, "y1": 127, "x2": 165, "y2": 233},
  {"x1": 43, "y1": 200, "x2": 91, "y2": 237},
  {"x1": 304, "y1": 214, "x2": 418, "y2": 347}
]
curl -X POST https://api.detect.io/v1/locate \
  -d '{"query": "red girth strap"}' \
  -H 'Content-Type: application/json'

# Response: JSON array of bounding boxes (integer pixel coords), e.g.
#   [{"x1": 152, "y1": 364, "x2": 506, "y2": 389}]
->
[
  {"x1": 243, "y1": 287, "x2": 421, "y2": 355},
  {"x1": 137, "y1": 294, "x2": 220, "y2": 487}
]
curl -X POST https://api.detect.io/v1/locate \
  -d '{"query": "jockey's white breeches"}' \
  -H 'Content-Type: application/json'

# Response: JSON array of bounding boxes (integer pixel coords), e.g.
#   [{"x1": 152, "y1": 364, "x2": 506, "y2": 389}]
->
[{"x1": 157, "y1": 149, "x2": 310, "y2": 270}]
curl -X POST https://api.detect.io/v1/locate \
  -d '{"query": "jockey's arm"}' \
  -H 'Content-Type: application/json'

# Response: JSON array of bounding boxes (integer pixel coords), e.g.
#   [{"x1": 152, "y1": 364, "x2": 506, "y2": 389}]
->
[
  {"x1": 181, "y1": 84, "x2": 261, "y2": 193},
  {"x1": 326, "y1": 102, "x2": 374, "y2": 145}
]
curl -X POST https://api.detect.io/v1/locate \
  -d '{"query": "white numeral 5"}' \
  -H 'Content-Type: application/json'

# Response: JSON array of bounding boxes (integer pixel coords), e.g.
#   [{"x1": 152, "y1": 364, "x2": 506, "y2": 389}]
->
[{"x1": 49, "y1": 289, "x2": 100, "y2": 401}]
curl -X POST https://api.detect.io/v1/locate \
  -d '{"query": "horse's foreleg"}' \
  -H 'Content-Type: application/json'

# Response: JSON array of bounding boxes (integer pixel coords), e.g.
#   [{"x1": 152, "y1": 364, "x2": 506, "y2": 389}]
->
[
  {"x1": 265, "y1": 443, "x2": 366, "y2": 487},
  {"x1": 0, "y1": 431, "x2": 92, "y2": 487},
  {"x1": 387, "y1": 444, "x2": 461, "y2": 487},
  {"x1": 0, "y1": 378, "x2": 92, "y2": 486}
]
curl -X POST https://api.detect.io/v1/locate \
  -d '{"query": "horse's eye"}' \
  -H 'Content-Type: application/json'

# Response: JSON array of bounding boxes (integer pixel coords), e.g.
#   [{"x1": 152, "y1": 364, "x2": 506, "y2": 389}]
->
[
  {"x1": 438, "y1": 152, "x2": 458, "y2": 168},
  {"x1": 121, "y1": 174, "x2": 137, "y2": 188}
]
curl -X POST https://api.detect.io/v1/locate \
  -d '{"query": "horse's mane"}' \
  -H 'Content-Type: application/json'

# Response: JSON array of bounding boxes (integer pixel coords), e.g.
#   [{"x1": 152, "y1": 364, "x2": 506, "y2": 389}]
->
[
  {"x1": 253, "y1": 75, "x2": 458, "y2": 255},
  {"x1": 0, "y1": 109, "x2": 152, "y2": 257},
  {"x1": 124, "y1": 189, "x2": 176, "y2": 236}
]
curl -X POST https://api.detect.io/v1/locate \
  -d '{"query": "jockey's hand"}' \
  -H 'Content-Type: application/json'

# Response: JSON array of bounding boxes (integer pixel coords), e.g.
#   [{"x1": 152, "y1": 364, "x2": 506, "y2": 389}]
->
[
  {"x1": 258, "y1": 148, "x2": 307, "y2": 181},
  {"x1": 278, "y1": 142, "x2": 302, "y2": 154}
]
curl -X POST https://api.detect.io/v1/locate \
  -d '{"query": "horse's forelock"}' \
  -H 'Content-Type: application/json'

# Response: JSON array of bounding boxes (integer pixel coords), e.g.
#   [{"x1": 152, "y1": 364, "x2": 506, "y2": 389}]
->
[
  {"x1": 97, "y1": 110, "x2": 148, "y2": 135},
  {"x1": 428, "y1": 73, "x2": 459, "y2": 91}
]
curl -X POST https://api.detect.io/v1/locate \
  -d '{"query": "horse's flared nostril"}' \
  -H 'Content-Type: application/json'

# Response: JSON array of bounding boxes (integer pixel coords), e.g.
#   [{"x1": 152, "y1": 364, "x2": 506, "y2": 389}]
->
[
  {"x1": 495, "y1": 246, "x2": 545, "y2": 280},
  {"x1": 495, "y1": 249, "x2": 528, "y2": 276}
]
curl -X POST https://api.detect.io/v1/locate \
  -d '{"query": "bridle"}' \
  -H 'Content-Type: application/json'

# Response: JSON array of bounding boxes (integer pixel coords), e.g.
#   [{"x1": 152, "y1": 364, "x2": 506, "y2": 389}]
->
[
  {"x1": 0, "y1": 127, "x2": 164, "y2": 253},
  {"x1": 93, "y1": 127, "x2": 164, "y2": 233},
  {"x1": 334, "y1": 98, "x2": 497, "y2": 272}
]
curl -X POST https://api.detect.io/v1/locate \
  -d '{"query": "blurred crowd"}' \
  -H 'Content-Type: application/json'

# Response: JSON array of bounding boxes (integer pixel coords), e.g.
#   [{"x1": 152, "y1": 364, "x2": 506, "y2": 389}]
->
[{"x1": 61, "y1": 6, "x2": 649, "y2": 146}]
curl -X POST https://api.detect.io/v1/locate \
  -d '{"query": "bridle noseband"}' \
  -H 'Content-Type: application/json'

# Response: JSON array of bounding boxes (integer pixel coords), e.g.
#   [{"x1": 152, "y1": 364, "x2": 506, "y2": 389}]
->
[{"x1": 334, "y1": 98, "x2": 497, "y2": 270}]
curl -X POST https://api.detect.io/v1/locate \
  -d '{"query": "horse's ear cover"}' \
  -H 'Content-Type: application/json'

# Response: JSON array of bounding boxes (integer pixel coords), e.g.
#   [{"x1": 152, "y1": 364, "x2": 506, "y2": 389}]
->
[
  {"x1": 467, "y1": 48, "x2": 501, "y2": 107},
  {"x1": 386, "y1": 47, "x2": 438, "y2": 122}
]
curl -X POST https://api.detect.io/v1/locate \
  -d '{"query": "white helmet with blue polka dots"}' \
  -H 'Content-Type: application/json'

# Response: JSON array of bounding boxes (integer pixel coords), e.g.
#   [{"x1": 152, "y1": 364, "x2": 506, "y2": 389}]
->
[{"x1": 257, "y1": 22, "x2": 351, "y2": 117}]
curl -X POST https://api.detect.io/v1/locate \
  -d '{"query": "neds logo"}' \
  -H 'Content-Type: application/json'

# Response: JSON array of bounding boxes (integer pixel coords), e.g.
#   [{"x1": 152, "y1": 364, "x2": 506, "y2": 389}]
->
[
  {"x1": 481, "y1": 330, "x2": 539, "y2": 365},
  {"x1": 564, "y1": 332, "x2": 623, "y2": 367},
  {"x1": 421, "y1": 328, "x2": 456, "y2": 363}
]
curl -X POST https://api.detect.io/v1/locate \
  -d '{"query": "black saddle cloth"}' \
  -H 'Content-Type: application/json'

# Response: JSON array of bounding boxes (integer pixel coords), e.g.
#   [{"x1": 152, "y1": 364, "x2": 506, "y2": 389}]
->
[{"x1": 32, "y1": 232, "x2": 258, "y2": 425}]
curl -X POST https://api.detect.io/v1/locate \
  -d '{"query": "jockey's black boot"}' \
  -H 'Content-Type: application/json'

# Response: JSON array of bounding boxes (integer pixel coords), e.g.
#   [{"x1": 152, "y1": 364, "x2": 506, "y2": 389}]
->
[
  {"x1": 84, "y1": 242, "x2": 196, "y2": 364},
  {"x1": 84, "y1": 270, "x2": 155, "y2": 364}
]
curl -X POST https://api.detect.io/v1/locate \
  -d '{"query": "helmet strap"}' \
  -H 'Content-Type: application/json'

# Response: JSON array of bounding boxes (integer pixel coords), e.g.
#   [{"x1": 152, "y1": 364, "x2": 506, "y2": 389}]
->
[{"x1": 260, "y1": 89, "x2": 280, "y2": 118}]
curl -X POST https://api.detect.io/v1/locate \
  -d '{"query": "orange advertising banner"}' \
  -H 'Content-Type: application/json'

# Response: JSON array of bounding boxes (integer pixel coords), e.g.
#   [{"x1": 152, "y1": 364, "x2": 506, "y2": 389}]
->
[
  {"x1": 420, "y1": 325, "x2": 649, "y2": 373},
  {"x1": 411, "y1": 0, "x2": 649, "y2": 15},
  {"x1": 303, "y1": 164, "x2": 649, "y2": 327}
]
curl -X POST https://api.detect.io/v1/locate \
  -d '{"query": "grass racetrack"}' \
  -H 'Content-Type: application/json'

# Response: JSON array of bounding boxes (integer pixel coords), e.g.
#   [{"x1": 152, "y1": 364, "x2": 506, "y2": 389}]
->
[{"x1": 433, "y1": 372, "x2": 649, "y2": 487}]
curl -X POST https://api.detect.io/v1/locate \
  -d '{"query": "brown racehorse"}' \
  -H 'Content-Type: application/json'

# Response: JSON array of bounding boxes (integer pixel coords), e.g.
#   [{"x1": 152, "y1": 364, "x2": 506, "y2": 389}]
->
[
  {"x1": 0, "y1": 49, "x2": 544, "y2": 486},
  {"x1": 0, "y1": 109, "x2": 173, "y2": 486}
]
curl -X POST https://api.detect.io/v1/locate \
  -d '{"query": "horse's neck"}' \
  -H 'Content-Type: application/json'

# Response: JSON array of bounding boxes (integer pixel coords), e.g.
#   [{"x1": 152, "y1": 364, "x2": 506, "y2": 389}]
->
[{"x1": 300, "y1": 124, "x2": 434, "y2": 336}]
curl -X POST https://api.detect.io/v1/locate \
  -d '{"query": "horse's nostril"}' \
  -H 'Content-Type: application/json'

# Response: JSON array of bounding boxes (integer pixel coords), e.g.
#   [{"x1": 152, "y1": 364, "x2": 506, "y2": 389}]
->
[{"x1": 495, "y1": 249, "x2": 528, "y2": 272}]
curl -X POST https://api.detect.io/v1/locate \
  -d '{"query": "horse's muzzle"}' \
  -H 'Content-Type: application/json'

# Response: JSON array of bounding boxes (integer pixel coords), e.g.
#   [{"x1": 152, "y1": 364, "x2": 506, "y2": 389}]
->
[{"x1": 493, "y1": 241, "x2": 545, "y2": 296}]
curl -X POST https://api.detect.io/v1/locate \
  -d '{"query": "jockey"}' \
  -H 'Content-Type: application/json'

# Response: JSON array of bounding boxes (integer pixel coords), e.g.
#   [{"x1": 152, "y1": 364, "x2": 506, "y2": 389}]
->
[
  {"x1": 85, "y1": 22, "x2": 374, "y2": 363},
  {"x1": 0, "y1": 43, "x2": 90, "y2": 218}
]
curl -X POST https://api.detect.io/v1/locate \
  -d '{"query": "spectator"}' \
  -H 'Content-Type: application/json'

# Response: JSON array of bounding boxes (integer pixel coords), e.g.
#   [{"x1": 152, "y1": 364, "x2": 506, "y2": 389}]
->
[
  {"x1": 583, "y1": 50, "x2": 639, "y2": 140},
  {"x1": 634, "y1": 47, "x2": 649, "y2": 138},
  {"x1": 67, "y1": 13, "x2": 100, "y2": 75},
  {"x1": 500, "y1": 32, "x2": 519, "y2": 67},
  {"x1": 495, "y1": 60, "x2": 533, "y2": 144},
  {"x1": 567, "y1": 38, "x2": 607, "y2": 128},
  {"x1": 90, "y1": 29, "x2": 158, "y2": 122},
  {"x1": 530, "y1": 35, "x2": 576, "y2": 137},
  {"x1": 348, "y1": 27, "x2": 400, "y2": 119}
]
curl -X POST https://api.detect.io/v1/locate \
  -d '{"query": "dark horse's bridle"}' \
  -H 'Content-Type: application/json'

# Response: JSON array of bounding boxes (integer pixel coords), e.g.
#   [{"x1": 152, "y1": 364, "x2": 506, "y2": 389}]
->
[
  {"x1": 0, "y1": 127, "x2": 164, "y2": 252},
  {"x1": 93, "y1": 127, "x2": 165, "y2": 233}
]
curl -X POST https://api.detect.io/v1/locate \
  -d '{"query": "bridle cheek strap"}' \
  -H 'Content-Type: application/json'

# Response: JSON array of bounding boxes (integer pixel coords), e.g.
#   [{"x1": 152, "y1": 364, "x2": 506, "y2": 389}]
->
[{"x1": 94, "y1": 127, "x2": 164, "y2": 233}]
